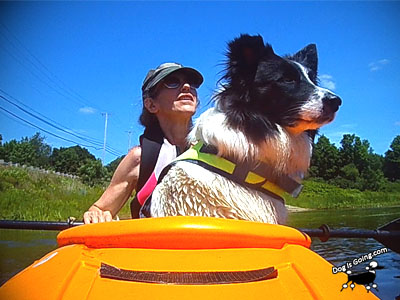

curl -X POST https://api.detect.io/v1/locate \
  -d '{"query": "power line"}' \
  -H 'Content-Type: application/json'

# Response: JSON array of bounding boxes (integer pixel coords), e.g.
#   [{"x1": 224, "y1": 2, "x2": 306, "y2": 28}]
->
[
  {"x1": 1, "y1": 95, "x2": 101, "y2": 146},
  {"x1": 0, "y1": 91, "x2": 123, "y2": 155},
  {"x1": 0, "y1": 22, "x2": 128, "y2": 131},
  {"x1": 0, "y1": 41, "x2": 89, "y2": 110},
  {"x1": 0, "y1": 108, "x2": 37, "y2": 131},
  {"x1": 0, "y1": 88, "x2": 124, "y2": 153},
  {"x1": 0, "y1": 22, "x2": 103, "y2": 112},
  {"x1": 0, "y1": 106, "x2": 99, "y2": 150},
  {"x1": 0, "y1": 106, "x2": 122, "y2": 157},
  {"x1": 0, "y1": 89, "x2": 104, "y2": 146},
  {"x1": 0, "y1": 23, "x2": 133, "y2": 158}
]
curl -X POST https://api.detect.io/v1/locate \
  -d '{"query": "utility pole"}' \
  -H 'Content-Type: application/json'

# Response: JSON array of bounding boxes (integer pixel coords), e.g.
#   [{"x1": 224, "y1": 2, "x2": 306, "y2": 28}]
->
[
  {"x1": 102, "y1": 112, "x2": 109, "y2": 165},
  {"x1": 126, "y1": 130, "x2": 132, "y2": 152}
]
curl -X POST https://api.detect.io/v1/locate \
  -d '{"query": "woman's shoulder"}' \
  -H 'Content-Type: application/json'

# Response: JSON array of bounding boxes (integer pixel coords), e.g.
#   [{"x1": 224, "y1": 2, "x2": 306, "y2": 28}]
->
[
  {"x1": 110, "y1": 146, "x2": 141, "y2": 184},
  {"x1": 124, "y1": 145, "x2": 141, "y2": 165},
  {"x1": 113, "y1": 146, "x2": 141, "y2": 173}
]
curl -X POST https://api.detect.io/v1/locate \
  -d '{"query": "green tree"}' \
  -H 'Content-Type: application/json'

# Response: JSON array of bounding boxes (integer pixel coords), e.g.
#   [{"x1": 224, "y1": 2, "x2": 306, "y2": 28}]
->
[
  {"x1": 359, "y1": 166, "x2": 386, "y2": 191},
  {"x1": 0, "y1": 133, "x2": 51, "y2": 168},
  {"x1": 384, "y1": 135, "x2": 400, "y2": 181},
  {"x1": 309, "y1": 135, "x2": 340, "y2": 180},
  {"x1": 340, "y1": 163, "x2": 360, "y2": 182},
  {"x1": 0, "y1": 139, "x2": 34, "y2": 165},
  {"x1": 338, "y1": 134, "x2": 386, "y2": 191},
  {"x1": 50, "y1": 145, "x2": 95, "y2": 175},
  {"x1": 29, "y1": 133, "x2": 52, "y2": 168},
  {"x1": 339, "y1": 134, "x2": 371, "y2": 172},
  {"x1": 78, "y1": 159, "x2": 108, "y2": 186}
]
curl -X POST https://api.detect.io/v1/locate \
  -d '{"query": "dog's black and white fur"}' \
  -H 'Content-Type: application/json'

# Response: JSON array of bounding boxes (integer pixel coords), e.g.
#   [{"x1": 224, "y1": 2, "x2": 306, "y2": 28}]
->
[{"x1": 148, "y1": 34, "x2": 341, "y2": 224}]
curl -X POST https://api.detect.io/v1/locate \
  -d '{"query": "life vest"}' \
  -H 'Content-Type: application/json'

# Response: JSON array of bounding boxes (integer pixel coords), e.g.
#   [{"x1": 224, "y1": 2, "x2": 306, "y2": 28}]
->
[
  {"x1": 130, "y1": 123, "x2": 179, "y2": 218},
  {"x1": 139, "y1": 141, "x2": 303, "y2": 217}
]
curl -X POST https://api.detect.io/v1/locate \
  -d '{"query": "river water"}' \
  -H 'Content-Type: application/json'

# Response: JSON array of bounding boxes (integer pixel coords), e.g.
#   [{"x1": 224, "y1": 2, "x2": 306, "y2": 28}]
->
[
  {"x1": 1, "y1": 207, "x2": 399, "y2": 299},
  {"x1": 287, "y1": 207, "x2": 400, "y2": 300}
]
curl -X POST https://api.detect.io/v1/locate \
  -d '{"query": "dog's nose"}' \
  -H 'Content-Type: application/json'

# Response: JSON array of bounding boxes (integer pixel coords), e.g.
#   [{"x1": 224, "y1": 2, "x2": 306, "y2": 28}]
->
[{"x1": 323, "y1": 94, "x2": 342, "y2": 113}]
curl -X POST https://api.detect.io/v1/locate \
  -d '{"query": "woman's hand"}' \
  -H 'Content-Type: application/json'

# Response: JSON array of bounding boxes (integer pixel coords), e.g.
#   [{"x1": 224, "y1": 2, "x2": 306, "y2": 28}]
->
[
  {"x1": 83, "y1": 205, "x2": 113, "y2": 224},
  {"x1": 83, "y1": 146, "x2": 141, "y2": 224}
]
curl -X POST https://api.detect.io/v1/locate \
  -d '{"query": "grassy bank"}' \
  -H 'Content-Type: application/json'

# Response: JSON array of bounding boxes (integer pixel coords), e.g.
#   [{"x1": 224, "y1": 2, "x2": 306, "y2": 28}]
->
[
  {"x1": 0, "y1": 166, "x2": 131, "y2": 221},
  {"x1": 286, "y1": 179, "x2": 400, "y2": 209},
  {"x1": 0, "y1": 166, "x2": 398, "y2": 221}
]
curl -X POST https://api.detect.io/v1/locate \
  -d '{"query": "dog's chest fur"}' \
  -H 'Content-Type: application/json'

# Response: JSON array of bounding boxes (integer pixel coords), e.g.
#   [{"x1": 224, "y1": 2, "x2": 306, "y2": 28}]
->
[{"x1": 150, "y1": 161, "x2": 287, "y2": 224}]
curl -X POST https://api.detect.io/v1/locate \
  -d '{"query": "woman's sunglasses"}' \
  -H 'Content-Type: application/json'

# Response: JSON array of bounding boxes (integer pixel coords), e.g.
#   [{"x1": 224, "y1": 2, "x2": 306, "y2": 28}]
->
[{"x1": 163, "y1": 76, "x2": 201, "y2": 89}]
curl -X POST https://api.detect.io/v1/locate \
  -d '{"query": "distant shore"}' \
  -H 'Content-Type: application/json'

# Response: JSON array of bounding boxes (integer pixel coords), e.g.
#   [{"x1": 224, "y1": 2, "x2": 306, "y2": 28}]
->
[
  {"x1": 286, "y1": 205, "x2": 312, "y2": 213},
  {"x1": 1, "y1": 165, "x2": 399, "y2": 221},
  {"x1": 285, "y1": 179, "x2": 399, "y2": 210}
]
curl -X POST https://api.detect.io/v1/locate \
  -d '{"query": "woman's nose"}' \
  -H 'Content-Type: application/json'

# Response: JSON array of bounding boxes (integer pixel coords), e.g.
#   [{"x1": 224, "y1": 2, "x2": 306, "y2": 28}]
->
[{"x1": 181, "y1": 82, "x2": 191, "y2": 91}]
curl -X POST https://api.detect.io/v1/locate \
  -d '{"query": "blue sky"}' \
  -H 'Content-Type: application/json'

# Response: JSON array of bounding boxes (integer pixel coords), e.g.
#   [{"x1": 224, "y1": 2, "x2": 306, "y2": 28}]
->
[{"x1": 0, "y1": 1, "x2": 399, "y2": 164}]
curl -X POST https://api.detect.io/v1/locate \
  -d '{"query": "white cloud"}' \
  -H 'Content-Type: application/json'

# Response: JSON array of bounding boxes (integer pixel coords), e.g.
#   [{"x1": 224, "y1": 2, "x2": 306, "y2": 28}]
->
[
  {"x1": 339, "y1": 123, "x2": 357, "y2": 130},
  {"x1": 79, "y1": 106, "x2": 97, "y2": 114},
  {"x1": 319, "y1": 74, "x2": 336, "y2": 90},
  {"x1": 395, "y1": 121, "x2": 400, "y2": 127},
  {"x1": 368, "y1": 59, "x2": 390, "y2": 72},
  {"x1": 321, "y1": 124, "x2": 358, "y2": 145}
]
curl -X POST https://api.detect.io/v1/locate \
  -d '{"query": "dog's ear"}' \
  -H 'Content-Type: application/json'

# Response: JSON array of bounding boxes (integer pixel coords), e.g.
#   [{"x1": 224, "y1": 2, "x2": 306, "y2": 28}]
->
[
  {"x1": 290, "y1": 44, "x2": 318, "y2": 83},
  {"x1": 227, "y1": 34, "x2": 265, "y2": 67},
  {"x1": 225, "y1": 34, "x2": 274, "y2": 84}
]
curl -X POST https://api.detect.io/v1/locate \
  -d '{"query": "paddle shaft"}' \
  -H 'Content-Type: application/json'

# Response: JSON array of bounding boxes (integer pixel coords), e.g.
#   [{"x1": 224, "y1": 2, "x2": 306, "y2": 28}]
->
[
  {"x1": 300, "y1": 228, "x2": 399, "y2": 240},
  {"x1": 0, "y1": 220, "x2": 83, "y2": 231},
  {"x1": 0, "y1": 220, "x2": 397, "y2": 236},
  {"x1": 301, "y1": 218, "x2": 400, "y2": 254},
  {"x1": 0, "y1": 219, "x2": 398, "y2": 253}
]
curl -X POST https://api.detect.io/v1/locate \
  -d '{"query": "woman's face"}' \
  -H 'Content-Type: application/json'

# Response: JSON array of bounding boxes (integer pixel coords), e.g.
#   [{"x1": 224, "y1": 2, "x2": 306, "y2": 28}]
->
[{"x1": 148, "y1": 72, "x2": 199, "y2": 120}]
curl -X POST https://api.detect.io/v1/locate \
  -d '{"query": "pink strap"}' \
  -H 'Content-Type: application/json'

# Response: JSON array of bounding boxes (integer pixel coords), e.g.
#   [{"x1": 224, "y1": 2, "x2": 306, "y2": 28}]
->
[
  {"x1": 136, "y1": 138, "x2": 177, "y2": 206},
  {"x1": 136, "y1": 172, "x2": 157, "y2": 205}
]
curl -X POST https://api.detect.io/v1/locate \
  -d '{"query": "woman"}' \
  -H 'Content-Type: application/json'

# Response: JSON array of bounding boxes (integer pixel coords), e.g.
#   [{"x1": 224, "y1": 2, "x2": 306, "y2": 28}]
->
[{"x1": 83, "y1": 62, "x2": 203, "y2": 223}]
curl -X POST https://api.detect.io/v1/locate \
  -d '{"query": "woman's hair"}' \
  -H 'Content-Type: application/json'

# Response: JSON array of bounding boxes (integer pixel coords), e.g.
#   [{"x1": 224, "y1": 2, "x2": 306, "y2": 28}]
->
[
  {"x1": 139, "y1": 87, "x2": 159, "y2": 128},
  {"x1": 139, "y1": 108, "x2": 158, "y2": 128}
]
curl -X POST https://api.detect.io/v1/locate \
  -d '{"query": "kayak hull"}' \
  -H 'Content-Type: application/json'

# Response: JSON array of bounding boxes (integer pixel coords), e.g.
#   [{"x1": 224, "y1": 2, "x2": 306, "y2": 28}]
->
[{"x1": 0, "y1": 217, "x2": 378, "y2": 299}]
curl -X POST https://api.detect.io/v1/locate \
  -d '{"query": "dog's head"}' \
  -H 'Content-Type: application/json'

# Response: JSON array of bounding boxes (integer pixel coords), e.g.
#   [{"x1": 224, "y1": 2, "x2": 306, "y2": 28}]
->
[{"x1": 217, "y1": 34, "x2": 341, "y2": 141}]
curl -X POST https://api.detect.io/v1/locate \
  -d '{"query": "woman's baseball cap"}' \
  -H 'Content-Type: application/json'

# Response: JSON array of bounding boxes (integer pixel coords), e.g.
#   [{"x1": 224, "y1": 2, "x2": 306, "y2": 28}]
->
[{"x1": 142, "y1": 62, "x2": 203, "y2": 95}]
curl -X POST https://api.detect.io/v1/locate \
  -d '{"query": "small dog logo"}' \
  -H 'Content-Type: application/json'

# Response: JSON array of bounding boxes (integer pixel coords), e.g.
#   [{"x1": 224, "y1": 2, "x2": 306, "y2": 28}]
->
[{"x1": 340, "y1": 261, "x2": 384, "y2": 293}]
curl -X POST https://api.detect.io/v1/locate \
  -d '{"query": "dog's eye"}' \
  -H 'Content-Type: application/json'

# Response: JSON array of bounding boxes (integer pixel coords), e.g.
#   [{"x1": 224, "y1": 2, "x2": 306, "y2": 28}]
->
[{"x1": 280, "y1": 77, "x2": 296, "y2": 84}]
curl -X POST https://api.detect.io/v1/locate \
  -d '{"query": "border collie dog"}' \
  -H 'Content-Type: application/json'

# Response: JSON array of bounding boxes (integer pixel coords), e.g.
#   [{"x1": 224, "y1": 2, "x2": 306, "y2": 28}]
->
[{"x1": 149, "y1": 34, "x2": 341, "y2": 224}]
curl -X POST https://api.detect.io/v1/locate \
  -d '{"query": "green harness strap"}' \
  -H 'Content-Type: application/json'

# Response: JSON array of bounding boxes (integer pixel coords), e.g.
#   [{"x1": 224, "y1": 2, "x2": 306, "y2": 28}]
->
[{"x1": 168, "y1": 141, "x2": 303, "y2": 202}]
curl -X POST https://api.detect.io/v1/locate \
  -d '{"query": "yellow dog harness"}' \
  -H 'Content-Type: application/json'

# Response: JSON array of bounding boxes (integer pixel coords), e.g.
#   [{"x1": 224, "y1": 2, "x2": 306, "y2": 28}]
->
[{"x1": 161, "y1": 141, "x2": 303, "y2": 202}]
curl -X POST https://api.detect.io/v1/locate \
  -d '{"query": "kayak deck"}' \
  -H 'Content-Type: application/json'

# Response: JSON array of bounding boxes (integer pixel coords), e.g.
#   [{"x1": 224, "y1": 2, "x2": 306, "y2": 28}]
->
[{"x1": 0, "y1": 217, "x2": 378, "y2": 299}]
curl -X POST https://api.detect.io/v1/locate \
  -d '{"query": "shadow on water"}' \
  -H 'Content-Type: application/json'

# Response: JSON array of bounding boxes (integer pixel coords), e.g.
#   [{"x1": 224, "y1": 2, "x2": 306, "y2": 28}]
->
[
  {"x1": 1, "y1": 207, "x2": 399, "y2": 299},
  {"x1": 0, "y1": 229, "x2": 58, "y2": 285},
  {"x1": 288, "y1": 206, "x2": 400, "y2": 300}
]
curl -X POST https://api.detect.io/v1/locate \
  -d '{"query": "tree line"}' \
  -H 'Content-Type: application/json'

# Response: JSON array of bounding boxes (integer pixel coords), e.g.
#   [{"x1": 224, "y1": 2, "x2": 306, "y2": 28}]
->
[
  {"x1": 0, "y1": 133, "x2": 124, "y2": 186},
  {"x1": 0, "y1": 132, "x2": 399, "y2": 191},
  {"x1": 309, "y1": 134, "x2": 400, "y2": 191}
]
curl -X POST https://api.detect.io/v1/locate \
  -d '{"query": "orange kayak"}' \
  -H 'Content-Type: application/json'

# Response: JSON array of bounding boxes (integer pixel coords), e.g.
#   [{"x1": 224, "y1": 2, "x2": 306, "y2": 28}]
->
[{"x1": 0, "y1": 217, "x2": 378, "y2": 299}]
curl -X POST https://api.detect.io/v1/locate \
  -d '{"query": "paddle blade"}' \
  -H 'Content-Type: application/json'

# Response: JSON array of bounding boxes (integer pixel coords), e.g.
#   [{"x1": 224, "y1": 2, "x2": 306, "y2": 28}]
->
[
  {"x1": 378, "y1": 217, "x2": 400, "y2": 231},
  {"x1": 377, "y1": 218, "x2": 400, "y2": 254}
]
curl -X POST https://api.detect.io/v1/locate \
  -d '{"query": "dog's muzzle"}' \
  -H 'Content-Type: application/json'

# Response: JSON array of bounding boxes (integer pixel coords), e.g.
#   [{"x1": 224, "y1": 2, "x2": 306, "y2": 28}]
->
[{"x1": 322, "y1": 93, "x2": 342, "y2": 115}]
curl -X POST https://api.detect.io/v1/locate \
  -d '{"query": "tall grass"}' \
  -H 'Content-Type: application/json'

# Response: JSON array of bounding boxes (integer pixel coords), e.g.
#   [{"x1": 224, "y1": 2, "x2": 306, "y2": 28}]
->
[
  {"x1": 286, "y1": 179, "x2": 400, "y2": 209},
  {"x1": 0, "y1": 166, "x2": 131, "y2": 221},
  {"x1": 1, "y1": 166, "x2": 398, "y2": 221}
]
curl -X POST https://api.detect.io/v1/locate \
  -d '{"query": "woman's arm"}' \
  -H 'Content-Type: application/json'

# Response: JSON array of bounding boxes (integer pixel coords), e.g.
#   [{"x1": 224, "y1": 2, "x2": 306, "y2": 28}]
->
[{"x1": 83, "y1": 146, "x2": 141, "y2": 223}]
